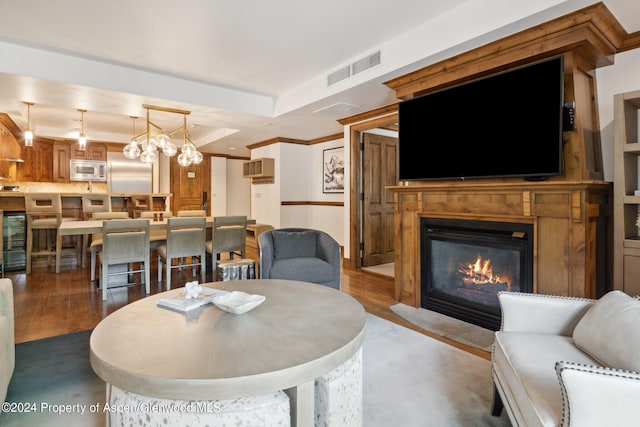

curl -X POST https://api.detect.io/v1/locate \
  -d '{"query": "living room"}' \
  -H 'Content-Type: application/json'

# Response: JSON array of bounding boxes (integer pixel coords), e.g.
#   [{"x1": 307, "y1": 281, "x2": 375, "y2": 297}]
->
[{"x1": 2, "y1": 1, "x2": 640, "y2": 426}]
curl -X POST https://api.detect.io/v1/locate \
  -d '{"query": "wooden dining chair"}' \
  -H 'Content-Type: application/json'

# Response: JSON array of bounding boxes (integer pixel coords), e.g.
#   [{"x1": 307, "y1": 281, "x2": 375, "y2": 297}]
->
[
  {"x1": 157, "y1": 216, "x2": 206, "y2": 291},
  {"x1": 99, "y1": 219, "x2": 150, "y2": 301},
  {"x1": 206, "y1": 216, "x2": 247, "y2": 281}
]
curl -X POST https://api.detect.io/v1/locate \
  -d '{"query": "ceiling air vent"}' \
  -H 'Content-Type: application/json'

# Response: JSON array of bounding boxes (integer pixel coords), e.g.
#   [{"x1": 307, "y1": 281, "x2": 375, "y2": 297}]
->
[
  {"x1": 352, "y1": 50, "x2": 381, "y2": 75},
  {"x1": 327, "y1": 65, "x2": 351, "y2": 86}
]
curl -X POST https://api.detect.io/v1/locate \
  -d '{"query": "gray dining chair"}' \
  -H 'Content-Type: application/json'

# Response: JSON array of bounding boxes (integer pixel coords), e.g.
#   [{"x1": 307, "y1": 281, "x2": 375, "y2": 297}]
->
[
  {"x1": 157, "y1": 216, "x2": 207, "y2": 291},
  {"x1": 81, "y1": 193, "x2": 112, "y2": 268},
  {"x1": 206, "y1": 216, "x2": 247, "y2": 281},
  {"x1": 98, "y1": 218, "x2": 150, "y2": 301},
  {"x1": 89, "y1": 212, "x2": 130, "y2": 281}
]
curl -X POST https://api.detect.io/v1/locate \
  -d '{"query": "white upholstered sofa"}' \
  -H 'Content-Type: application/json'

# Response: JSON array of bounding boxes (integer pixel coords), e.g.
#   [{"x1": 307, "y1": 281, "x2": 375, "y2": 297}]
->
[
  {"x1": 0, "y1": 278, "x2": 14, "y2": 403},
  {"x1": 491, "y1": 290, "x2": 640, "y2": 427}
]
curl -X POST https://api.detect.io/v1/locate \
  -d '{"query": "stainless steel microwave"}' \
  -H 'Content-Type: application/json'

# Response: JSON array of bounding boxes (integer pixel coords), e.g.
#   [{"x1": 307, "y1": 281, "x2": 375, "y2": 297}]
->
[{"x1": 70, "y1": 159, "x2": 107, "y2": 181}]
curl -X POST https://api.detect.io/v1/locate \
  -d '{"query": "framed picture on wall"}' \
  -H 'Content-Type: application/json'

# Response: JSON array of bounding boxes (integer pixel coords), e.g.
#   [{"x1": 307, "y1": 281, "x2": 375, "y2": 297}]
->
[{"x1": 323, "y1": 147, "x2": 344, "y2": 193}]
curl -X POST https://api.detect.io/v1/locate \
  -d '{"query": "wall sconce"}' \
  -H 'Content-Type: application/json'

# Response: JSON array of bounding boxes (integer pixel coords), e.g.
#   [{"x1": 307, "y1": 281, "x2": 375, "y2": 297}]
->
[
  {"x1": 23, "y1": 101, "x2": 34, "y2": 147},
  {"x1": 123, "y1": 104, "x2": 202, "y2": 166}
]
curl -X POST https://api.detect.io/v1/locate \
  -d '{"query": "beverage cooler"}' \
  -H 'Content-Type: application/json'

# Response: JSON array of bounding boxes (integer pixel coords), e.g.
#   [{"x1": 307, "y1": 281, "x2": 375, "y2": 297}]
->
[{"x1": 3, "y1": 212, "x2": 26, "y2": 271}]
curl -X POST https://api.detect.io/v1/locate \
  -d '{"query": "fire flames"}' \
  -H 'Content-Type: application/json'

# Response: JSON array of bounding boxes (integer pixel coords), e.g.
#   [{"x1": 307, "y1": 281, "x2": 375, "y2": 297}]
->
[{"x1": 458, "y1": 255, "x2": 511, "y2": 288}]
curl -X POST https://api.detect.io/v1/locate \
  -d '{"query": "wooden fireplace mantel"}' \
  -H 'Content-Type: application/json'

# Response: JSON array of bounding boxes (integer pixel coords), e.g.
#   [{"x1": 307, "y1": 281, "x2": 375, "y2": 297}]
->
[
  {"x1": 383, "y1": 4, "x2": 623, "y2": 308},
  {"x1": 390, "y1": 181, "x2": 612, "y2": 307}
]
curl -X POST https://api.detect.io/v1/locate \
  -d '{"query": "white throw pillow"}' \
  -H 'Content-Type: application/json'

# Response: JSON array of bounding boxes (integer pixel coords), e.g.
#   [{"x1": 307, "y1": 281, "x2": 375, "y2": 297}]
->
[{"x1": 573, "y1": 290, "x2": 640, "y2": 372}]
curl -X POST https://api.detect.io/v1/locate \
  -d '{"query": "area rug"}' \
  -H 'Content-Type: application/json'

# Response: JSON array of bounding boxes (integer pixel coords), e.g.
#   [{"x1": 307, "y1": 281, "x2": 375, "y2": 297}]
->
[
  {"x1": 2, "y1": 330, "x2": 104, "y2": 427},
  {"x1": 390, "y1": 303, "x2": 496, "y2": 352},
  {"x1": 1, "y1": 316, "x2": 510, "y2": 426},
  {"x1": 363, "y1": 314, "x2": 509, "y2": 426}
]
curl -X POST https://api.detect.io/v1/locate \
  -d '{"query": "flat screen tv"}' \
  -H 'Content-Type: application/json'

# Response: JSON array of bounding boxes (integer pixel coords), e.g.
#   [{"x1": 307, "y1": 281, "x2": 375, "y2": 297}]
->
[{"x1": 398, "y1": 56, "x2": 565, "y2": 181}]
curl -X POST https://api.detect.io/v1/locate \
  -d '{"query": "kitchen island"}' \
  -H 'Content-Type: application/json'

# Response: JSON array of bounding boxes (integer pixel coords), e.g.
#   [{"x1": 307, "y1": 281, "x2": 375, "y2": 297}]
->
[{"x1": 0, "y1": 191, "x2": 172, "y2": 271}]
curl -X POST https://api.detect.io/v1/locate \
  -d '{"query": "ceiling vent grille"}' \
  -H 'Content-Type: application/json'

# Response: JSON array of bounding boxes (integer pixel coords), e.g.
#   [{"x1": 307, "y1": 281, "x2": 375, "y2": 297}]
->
[
  {"x1": 327, "y1": 65, "x2": 351, "y2": 86},
  {"x1": 352, "y1": 50, "x2": 381, "y2": 75},
  {"x1": 326, "y1": 50, "x2": 382, "y2": 86}
]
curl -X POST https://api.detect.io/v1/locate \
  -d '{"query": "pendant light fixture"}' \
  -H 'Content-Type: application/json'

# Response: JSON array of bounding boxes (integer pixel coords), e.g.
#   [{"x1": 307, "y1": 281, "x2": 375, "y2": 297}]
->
[
  {"x1": 123, "y1": 116, "x2": 141, "y2": 159},
  {"x1": 77, "y1": 109, "x2": 87, "y2": 151},
  {"x1": 23, "y1": 102, "x2": 34, "y2": 147},
  {"x1": 123, "y1": 104, "x2": 202, "y2": 166}
]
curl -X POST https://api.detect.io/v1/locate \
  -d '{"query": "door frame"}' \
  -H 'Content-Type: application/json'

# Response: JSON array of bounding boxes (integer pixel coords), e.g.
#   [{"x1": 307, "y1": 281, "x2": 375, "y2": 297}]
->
[{"x1": 348, "y1": 112, "x2": 398, "y2": 270}]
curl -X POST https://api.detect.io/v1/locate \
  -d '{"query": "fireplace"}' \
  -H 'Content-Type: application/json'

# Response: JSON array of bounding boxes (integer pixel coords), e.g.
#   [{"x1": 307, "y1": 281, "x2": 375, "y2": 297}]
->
[{"x1": 420, "y1": 218, "x2": 533, "y2": 331}]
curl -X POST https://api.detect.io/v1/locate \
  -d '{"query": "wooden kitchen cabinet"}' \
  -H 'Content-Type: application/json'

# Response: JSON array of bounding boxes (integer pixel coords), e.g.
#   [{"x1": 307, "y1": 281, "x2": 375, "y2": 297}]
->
[
  {"x1": 53, "y1": 143, "x2": 71, "y2": 182},
  {"x1": 70, "y1": 143, "x2": 106, "y2": 161},
  {"x1": 0, "y1": 121, "x2": 22, "y2": 179},
  {"x1": 18, "y1": 139, "x2": 53, "y2": 182}
]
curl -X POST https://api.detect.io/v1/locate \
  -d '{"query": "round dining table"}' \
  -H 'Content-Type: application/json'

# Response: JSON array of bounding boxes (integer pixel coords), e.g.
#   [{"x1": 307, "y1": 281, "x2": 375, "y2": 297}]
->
[{"x1": 90, "y1": 279, "x2": 366, "y2": 426}]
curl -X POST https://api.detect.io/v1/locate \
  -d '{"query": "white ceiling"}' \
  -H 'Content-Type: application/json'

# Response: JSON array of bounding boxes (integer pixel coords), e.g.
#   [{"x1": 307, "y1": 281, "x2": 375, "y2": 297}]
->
[{"x1": 0, "y1": 0, "x2": 638, "y2": 157}]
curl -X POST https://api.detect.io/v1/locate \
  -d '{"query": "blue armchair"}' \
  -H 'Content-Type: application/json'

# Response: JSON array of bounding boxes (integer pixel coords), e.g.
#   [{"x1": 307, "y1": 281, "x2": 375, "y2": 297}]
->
[{"x1": 258, "y1": 228, "x2": 341, "y2": 289}]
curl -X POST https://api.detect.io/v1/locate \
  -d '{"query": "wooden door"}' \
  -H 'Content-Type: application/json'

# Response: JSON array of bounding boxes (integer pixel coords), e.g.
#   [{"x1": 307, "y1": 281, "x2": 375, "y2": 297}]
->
[
  {"x1": 362, "y1": 133, "x2": 398, "y2": 266},
  {"x1": 169, "y1": 155, "x2": 211, "y2": 214}
]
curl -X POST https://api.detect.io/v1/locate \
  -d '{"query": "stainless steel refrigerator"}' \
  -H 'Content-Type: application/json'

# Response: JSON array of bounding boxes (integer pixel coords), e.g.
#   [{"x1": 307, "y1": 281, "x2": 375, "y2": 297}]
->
[{"x1": 107, "y1": 152, "x2": 152, "y2": 193}]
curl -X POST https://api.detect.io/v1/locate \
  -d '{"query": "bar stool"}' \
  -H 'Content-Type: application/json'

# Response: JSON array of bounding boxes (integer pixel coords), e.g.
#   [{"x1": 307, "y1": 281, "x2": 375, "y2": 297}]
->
[
  {"x1": 81, "y1": 193, "x2": 112, "y2": 269},
  {"x1": 132, "y1": 195, "x2": 153, "y2": 218},
  {"x1": 25, "y1": 193, "x2": 79, "y2": 274}
]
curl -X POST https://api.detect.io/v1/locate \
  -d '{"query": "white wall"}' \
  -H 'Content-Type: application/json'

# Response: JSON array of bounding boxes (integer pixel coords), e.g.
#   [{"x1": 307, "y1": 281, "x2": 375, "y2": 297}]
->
[
  {"x1": 250, "y1": 138, "x2": 345, "y2": 245},
  {"x1": 250, "y1": 144, "x2": 281, "y2": 227},
  {"x1": 279, "y1": 140, "x2": 345, "y2": 245},
  {"x1": 596, "y1": 49, "x2": 640, "y2": 182},
  {"x1": 210, "y1": 156, "x2": 227, "y2": 217},
  {"x1": 226, "y1": 159, "x2": 251, "y2": 216}
]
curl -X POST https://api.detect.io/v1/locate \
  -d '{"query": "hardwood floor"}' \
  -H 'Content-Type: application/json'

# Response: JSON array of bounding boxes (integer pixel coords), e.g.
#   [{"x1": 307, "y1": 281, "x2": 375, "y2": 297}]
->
[{"x1": 5, "y1": 247, "x2": 490, "y2": 360}]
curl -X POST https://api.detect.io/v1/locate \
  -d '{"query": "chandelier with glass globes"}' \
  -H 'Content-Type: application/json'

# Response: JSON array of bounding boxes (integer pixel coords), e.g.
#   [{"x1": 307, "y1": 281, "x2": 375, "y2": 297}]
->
[{"x1": 122, "y1": 104, "x2": 203, "y2": 166}]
